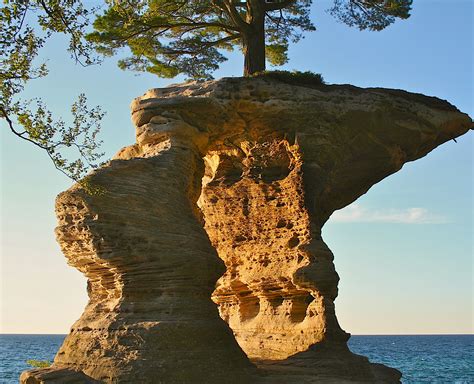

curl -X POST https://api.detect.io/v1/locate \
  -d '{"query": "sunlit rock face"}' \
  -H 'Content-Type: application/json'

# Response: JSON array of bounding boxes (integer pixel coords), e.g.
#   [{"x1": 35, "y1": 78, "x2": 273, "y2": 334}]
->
[
  {"x1": 200, "y1": 140, "x2": 334, "y2": 361},
  {"x1": 20, "y1": 78, "x2": 471, "y2": 384}
]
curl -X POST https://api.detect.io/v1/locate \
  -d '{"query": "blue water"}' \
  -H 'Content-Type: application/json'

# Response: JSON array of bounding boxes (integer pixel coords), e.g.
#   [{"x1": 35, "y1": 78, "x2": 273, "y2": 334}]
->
[
  {"x1": 349, "y1": 335, "x2": 473, "y2": 383},
  {"x1": 0, "y1": 334, "x2": 472, "y2": 383},
  {"x1": 0, "y1": 335, "x2": 65, "y2": 384}
]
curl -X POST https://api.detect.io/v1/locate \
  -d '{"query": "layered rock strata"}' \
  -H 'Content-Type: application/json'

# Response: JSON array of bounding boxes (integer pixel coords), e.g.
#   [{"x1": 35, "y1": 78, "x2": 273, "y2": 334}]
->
[{"x1": 21, "y1": 77, "x2": 472, "y2": 384}]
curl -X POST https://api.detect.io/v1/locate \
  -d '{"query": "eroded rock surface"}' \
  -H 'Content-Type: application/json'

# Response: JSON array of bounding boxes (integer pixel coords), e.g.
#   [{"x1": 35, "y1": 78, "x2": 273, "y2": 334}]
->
[{"x1": 21, "y1": 78, "x2": 471, "y2": 383}]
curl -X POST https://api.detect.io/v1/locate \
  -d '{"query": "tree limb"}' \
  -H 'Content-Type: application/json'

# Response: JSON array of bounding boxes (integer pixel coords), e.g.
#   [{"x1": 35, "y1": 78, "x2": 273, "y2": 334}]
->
[
  {"x1": 164, "y1": 34, "x2": 241, "y2": 55},
  {"x1": 264, "y1": 0, "x2": 296, "y2": 12},
  {"x1": 221, "y1": 0, "x2": 249, "y2": 30},
  {"x1": 1, "y1": 106, "x2": 76, "y2": 180}
]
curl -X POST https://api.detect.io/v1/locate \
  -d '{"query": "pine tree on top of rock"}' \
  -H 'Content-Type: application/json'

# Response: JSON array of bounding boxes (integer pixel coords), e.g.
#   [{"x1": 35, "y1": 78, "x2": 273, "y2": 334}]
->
[{"x1": 87, "y1": 0, "x2": 413, "y2": 79}]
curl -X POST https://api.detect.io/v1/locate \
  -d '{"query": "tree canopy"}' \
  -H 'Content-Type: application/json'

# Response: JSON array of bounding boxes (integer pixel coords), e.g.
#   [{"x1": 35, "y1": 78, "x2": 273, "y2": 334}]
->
[
  {"x1": 88, "y1": 0, "x2": 412, "y2": 78},
  {"x1": 1, "y1": 0, "x2": 413, "y2": 181}
]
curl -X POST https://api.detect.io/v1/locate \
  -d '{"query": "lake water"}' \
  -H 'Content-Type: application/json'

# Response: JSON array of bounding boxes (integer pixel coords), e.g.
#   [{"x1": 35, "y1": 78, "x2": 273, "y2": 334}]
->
[{"x1": 1, "y1": 334, "x2": 472, "y2": 383}]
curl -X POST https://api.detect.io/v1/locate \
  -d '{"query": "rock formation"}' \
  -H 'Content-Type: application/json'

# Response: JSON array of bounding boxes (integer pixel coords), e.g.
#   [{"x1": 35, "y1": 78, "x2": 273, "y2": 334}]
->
[{"x1": 21, "y1": 77, "x2": 471, "y2": 384}]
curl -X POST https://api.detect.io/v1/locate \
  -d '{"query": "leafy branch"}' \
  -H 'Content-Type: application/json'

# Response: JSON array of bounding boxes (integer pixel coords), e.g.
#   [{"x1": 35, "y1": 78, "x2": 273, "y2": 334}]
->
[{"x1": 1, "y1": 0, "x2": 105, "y2": 183}]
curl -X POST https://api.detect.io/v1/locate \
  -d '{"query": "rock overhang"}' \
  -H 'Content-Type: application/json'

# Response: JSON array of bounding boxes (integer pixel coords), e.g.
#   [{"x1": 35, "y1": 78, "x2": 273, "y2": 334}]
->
[{"x1": 129, "y1": 77, "x2": 471, "y2": 225}]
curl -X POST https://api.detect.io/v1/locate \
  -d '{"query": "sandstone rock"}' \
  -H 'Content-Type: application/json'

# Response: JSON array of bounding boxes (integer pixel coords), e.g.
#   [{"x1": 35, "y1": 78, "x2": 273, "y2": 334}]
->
[
  {"x1": 21, "y1": 77, "x2": 472, "y2": 383},
  {"x1": 20, "y1": 367, "x2": 100, "y2": 383}
]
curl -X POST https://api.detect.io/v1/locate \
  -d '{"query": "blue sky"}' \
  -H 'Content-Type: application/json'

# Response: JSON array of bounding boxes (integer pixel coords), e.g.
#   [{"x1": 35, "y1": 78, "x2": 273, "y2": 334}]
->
[{"x1": 1, "y1": 0, "x2": 472, "y2": 334}]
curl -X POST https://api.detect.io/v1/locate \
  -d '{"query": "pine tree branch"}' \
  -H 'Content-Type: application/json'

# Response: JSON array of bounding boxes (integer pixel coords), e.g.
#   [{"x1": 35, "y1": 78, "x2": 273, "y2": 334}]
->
[
  {"x1": 264, "y1": 0, "x2": 296, "y2": 12},
  {"x1": 164, "y1": 34, "x2": 241, "y2": 55},
  {"x1": 221, "y1": 0, "x2": 249, "y2": 30}
]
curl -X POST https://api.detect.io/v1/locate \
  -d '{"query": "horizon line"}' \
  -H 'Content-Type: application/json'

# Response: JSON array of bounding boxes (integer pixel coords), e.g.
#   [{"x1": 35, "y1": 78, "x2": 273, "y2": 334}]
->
[{"x1": 1, "y1": 332, "x2": 473, "y2": 336}]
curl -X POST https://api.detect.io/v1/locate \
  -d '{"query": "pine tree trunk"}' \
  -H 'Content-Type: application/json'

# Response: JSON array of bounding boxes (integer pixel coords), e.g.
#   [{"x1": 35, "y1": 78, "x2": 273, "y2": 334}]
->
[{"x1": 243, "y1": 20, "x2": 266, "y2": 76}]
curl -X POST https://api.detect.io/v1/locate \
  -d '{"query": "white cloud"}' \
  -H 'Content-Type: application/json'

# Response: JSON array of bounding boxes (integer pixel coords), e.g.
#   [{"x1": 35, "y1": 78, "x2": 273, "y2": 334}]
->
[{"x1": 329, "y1": 203, "x2": 448, "y2": 224}]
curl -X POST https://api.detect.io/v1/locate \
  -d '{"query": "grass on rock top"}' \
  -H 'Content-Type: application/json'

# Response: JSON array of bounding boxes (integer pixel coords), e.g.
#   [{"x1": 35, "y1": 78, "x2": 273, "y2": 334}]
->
[{"x1": 251, "y1": 70, "x2": 325, "y2": 87}]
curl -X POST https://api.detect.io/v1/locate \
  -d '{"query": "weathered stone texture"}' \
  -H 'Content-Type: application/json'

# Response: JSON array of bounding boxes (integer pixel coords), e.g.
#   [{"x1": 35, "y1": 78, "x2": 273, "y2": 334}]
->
[{"x1": 21, "y1": 78, "x2": 471, "y2": 383}]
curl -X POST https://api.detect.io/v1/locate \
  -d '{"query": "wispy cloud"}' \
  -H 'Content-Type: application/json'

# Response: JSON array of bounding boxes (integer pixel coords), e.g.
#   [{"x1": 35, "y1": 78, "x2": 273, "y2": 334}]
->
[{"x1": 329, "y1": 203, "x2": 448, "y2": 224}]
